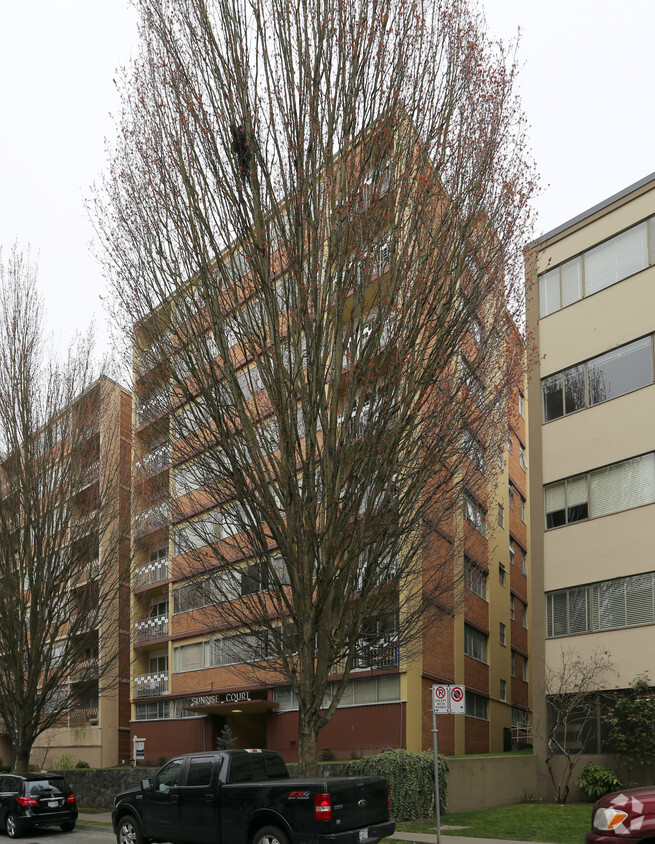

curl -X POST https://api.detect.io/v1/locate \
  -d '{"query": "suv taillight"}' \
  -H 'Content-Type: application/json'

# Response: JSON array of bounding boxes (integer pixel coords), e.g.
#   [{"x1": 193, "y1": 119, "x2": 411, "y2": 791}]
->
[
  {"x1": 66, "y1": 793, "x2": 77, "y2": 804},
  {"x1": 314, "y1": 793, "x2": 332, "y2": 820},
  {"x1": 17, "y1": 796, "x2": 39, "y2": 807}
]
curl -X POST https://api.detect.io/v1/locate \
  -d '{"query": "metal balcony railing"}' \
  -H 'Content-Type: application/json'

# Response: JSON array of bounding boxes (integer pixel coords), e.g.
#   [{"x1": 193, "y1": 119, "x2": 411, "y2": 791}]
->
[
  {"x1": 135, "y1": 444, "x2": 170, "y2": 480},
  {"x1": 71, "y1": 658, "x2": 99, "y2": 683},
  {"x1": 134, "y1": 500, "x2": 170, "y2": 535},
  {"x1": 133, "y1": 558, "x2": 169, "y2": 589},
  {"x1": 135, "y1": 614, "x2": 169, "y2": 643},
  {"x1": 134, "y1": 672, "x2": 169, "y2": 698},
  {"x1": 68, "y1": 705, "x2": 99, "y2": 727}
]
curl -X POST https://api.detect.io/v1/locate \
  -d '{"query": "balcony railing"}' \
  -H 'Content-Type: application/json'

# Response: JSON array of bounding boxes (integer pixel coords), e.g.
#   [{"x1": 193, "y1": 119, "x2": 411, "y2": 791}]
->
[
  {"x1": 136, "y1": 392, "x2": 170, "y2": 427},
  {"x1": 134, "y1": 500, "x2": 170, "y2": 536},
  {"x1": 71, "y1": 658, "x2": 99, "y2": 683},
  {"x1": 134, "y1": 672, "x2": 169, "y2": 698},
  {"x1": 133, "y1": 558, "x2": 169, "y2": 589},
  {"x1": 68, "y1": 705, "x2": 99, "y2": 727},
  {"x1": 70, "y1": 510, "x2": 99, "y2": 538},
  {"x1": 135, "y1": 444, "x2": 170, "y2": 480},
  {"x1": 135, "y1": 614, "x2": 169, "y2": 643}
]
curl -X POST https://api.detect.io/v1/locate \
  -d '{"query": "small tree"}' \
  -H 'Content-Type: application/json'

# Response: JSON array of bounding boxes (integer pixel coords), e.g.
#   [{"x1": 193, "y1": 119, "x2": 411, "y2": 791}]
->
[
  {"x1": 542, "y1": 647, "x2": 613, "y2": 803},
  {"x1": 603, "y1": 675, "x2": 655, "y2": 784}
]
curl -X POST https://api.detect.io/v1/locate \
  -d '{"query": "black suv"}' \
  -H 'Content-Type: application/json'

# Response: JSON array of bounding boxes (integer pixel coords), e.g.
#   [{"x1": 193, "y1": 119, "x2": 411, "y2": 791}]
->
[{"x1": 0, "y1": 773, "x2": 78, "y2": 838}]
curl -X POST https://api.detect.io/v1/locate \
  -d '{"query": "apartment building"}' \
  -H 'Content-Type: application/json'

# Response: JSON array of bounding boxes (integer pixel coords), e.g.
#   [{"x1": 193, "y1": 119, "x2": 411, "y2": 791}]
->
[
  {"x1": 129, "y1": 134, "x2": 531, "y2": 763},
  {"x1": 0, "y1": 376, "x2": 132, "y2": 768},
  {"x1": 526, "y1": 173, "x2": 655, "y2": 763}
]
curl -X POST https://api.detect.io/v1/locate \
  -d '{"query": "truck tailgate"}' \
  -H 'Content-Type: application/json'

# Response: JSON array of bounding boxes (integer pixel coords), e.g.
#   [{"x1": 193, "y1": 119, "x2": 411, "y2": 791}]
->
[{"x1": 327, "y1": 777, "x2": 389, "y2": 832}]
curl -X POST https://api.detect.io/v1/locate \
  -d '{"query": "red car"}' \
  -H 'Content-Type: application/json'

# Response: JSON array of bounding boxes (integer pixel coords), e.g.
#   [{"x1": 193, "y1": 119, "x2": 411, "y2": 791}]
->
[{"x1": 587, "y1": 787, "x2": 655, "y2": 842}]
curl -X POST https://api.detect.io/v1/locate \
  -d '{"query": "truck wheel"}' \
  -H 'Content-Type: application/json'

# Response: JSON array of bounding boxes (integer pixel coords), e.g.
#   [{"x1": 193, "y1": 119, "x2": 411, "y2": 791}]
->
[
  {"x1": 117, "y1": 814, "x2": 144, "y2": 844},
  {"x1": 253, "y1": 825, "x2": 290, "y2": 844}
]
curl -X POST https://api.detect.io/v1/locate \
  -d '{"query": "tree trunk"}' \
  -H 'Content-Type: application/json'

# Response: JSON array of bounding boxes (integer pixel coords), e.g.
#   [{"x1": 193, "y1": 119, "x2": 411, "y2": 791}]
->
[{"x1": 297, "y1": 716, "x2": 319, "y2": 777}]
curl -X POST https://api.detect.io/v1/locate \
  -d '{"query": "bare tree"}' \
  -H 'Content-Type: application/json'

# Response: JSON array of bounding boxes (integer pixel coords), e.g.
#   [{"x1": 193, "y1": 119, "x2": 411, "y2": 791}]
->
[
  {"x1": 93, "y1": 0, "x2": 535, "y2": 773},
  {"x1": 541, "y1": 647, "x2": 613, "y2": 803},
  {"x1": 0, "y1": 245, "x2": 129, "y2": 770}
]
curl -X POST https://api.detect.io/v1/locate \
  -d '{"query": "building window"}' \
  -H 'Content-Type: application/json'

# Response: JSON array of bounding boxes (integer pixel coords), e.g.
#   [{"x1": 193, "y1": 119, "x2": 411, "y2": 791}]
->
[
  {"x1": 545, "y1": 452, "x2": 655, "y2": 529},
  {"x1": 500, "y1": 679, "x2": 506, "y2": 701},
  {"x1": 465, "y1": 557, "x2": 487, "y2": 600},
  {"x1": 499, "y1": 623, "x2": 506, "y2": 646},
  {"x1": 464, "y1": 492, "x2": 486, "y2": 535},
  {"x1": 462, "y1": 357, "x2": 483, "y2": 406},
  {"x1": 508, "y1": 485, "x2": 515, "y2": 508},
  {"x1": 520, "y1": 496, "x2": 526, "y2": 523},
  {"x1": 463, "y1": 431, "x2": 485, "y2": 473},
  {"x1": 521, "y1": 549, "x2": 527, "y2": 576},
  {"x1": 546, "y1": 571, "x2": 655, "y2": 637},
  {"x1": 522, "y1": 656, "x2": 528, "y2": 682},
  {"x1": 497, "y1": 449, "x2": 503, "y2": 469},
  {"x1": 507, "y1": 434, "x2": 513, "y2": 453},
  {"x1": 519, "y1": 444, "x2": 527, "y2": 470},
  {"x1": 511, "y1": 652, "x2": 516, "y2": 676},
  {"x1": 499, "y1": 564, "x2": 506, "y2": 587},
  {"x1": 509, "y1": 540, "x2": 515, "y2": 566},
  {"x1": 518, "y1": 392, "x2": 525, "y2": 418},
  {"x1": 465, "y1": 691, "x2": 488, "y2": 720},
  {"x1": 539, "y1": 218, "x2": 650, "y2": 318},
  {"x1": 464, "y1": 624, "x2": 488, "y2": 663},
  {"x1": 510, "y1": 595, "x2": 515, "y2": 620},
  {"x1": 542, "y1": 335, "x2": 654, "y2": 422},
  {"x1": 522, "y1": 602, "x2": 528, "y2": 629},
  {"x1": 498, "y1": 504, "x2": 504, "y2": 527}
]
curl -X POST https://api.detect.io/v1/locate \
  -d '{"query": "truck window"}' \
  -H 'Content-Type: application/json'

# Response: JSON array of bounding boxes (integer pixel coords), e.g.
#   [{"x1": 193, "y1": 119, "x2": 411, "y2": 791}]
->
[
  {"x1": 263, "y1": 752, "x2": 288, "y2": 779},
  {"x1": 228, "y1": 755, "x2": 253, "y2": 783},
  {"x1": 250, "y1": 754, "x2": 266, "y2": 780},
  {"x1": 186, "y1": 757, "x2": 214, "y2": 787},
  {"x1": 157, "y1": 758, "x2": 185, "y2": 791}
]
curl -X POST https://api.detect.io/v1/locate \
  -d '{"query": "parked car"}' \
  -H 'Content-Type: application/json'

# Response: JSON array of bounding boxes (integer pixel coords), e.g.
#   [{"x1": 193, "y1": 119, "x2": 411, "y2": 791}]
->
[
  {"x1": 0, "y1": 772, "x2": 78, "y2": 838},
  {"x1": 586, "y1": 786, "x2": 655, "y2": 842},
  {"x1": 112, "y1": 748, "x2": 394, "y2": 844}
]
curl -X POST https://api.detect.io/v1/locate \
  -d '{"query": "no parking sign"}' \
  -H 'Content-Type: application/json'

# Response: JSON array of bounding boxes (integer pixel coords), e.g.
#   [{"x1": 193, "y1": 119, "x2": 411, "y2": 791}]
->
[{"x1": 431, "y1": 683, "x2": 466, "y2": 714}]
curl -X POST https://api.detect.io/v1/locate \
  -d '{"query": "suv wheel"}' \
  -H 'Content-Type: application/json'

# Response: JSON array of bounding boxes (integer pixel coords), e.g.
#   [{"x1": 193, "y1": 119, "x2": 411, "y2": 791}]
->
[
  {"x1": 5, "y1": 813, "x2": 22, "y2": 839},
  {"x1": 117, "y1": 814, "x2": 144, "y2": 844}
]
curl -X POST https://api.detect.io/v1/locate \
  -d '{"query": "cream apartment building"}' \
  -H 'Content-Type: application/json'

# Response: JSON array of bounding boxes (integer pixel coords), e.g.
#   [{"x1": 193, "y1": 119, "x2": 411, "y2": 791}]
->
[{"x1": 527, "y1": 173, "x2": 655, "y2": 780}]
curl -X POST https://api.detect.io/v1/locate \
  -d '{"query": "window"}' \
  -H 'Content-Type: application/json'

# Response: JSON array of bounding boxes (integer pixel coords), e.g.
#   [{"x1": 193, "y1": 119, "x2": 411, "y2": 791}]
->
[
  {"x1": 507, "y1": 434, "x2": 513, "y2": 453},
  {"x1": 497, "y1": 504, "x2": 504, "y2": 527},
  {"x1": 508, "y1": 485, "x2": 515, "y2": 508},
  {"x1": 173, "y1": 641, "x2": 209, "y2": 672},
  {"x1": 187, "y1": 757, "x2": 214, "y2": 787},
  {"x1": 539, "y1": 219, "x2": 650, "y2": 317},
  {"x1": 464, "y1": 492, "x2": 486, "y2": 535},
  {"x1": 463, "y1": 431, "x2": 485, "y2": 473},
  {"x1": 462, "y1": 357, "x2": 483, "y2": 406},
  {"x1": 500, "y1": 679, "x2": 506, "y2": 701},
  {"x1": 545, "y1": 572, "x2": 655, "y2": 637},
  {"x1": 519, "y1": 444, "x2": 527, "y2": 470},
  {"x1": 520, "y1": 496, "x2": 526, "y2": 523},
  {"x1": 465, "y1": 691, "x2": 488, "y2": 720},
  {"x1": 518, "y1": 392, "x2": 525, "y2": 418},
  {"x1": 464, "y1": 624, "x2": 487, "y2": 662},
  {"x1": 522, "y1": 656, "x2": 528, "y2": 682},
  {"x1": 499, "y1": 622, "x2": 506, "y2": 646},
  {"x1": 522, "y1": 602, "x2": 528, "y2": 629},
  {"x1": 521, "y1": 549, "x2": 527, "y2": 575},
  {"x1": 511, "y1": 652, "x2": 516, "y2": 676},
  {"x1": 510, "y1": 595, "x2": 515, "y2": 620},
  {"x1": 542, "y1": 335, "x2": 654, "y2": 422},
  {"x1": 545, "y1": 453, "x2": 655, "y2": 529},
  {"x1": 509, "y1": 540, "x2": 515, "y2": 566},
  {"x1": 465, "y1": 557, "x2": 487, "y2": 600},
  {"x1": 499, "y1": 564, "x2": 506, "y2": 587}
]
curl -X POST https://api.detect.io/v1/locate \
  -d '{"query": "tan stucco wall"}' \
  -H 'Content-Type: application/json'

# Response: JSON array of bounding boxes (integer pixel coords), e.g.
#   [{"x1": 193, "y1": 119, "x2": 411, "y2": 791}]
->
[{"x1": 445, "y1": 754, "x2": 539, "y2": 812}]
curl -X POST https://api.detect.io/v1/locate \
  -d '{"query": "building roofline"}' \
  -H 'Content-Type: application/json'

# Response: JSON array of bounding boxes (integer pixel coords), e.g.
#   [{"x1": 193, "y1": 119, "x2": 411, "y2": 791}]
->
[{"x1": 529, "y1": 171, "x2": 655, "y2": 249}]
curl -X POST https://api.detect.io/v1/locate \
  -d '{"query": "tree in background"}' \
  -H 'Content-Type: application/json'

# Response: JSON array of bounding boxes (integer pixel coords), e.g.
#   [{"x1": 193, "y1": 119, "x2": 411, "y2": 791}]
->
[
  {"x1": 0, "y1": 244, "x2": 127, "y2": 770},
  {"x1": 542, "y1": 647, "x2": 613, "y2": 803},
  {"x1": 93, "y1": 0, "x2": 535, "y2": 773},
  {"x1": 603, "y1": 675, "x2": 655, "y2": 784}
]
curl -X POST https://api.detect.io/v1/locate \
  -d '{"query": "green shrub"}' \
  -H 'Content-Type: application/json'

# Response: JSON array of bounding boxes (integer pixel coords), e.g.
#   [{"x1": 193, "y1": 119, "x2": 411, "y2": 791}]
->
[
  {"x1": 575, "y1": 763, "x2": 622, "y2": 801},
  {"x1": 53, "y1": 753, "x2": 76, "y2": 771},
  {"x1": 75, "y1": 760, "x2": 91, "y2": 769},
  {"x1": 346, "y1": 749, "x2": 448, "y2": 820},
  {"x1": 0, "y1": 759, "x2": 11, "y2": 774},
  {"x1": 156, "y1": 755, "x2": 168, "y2": 767}
]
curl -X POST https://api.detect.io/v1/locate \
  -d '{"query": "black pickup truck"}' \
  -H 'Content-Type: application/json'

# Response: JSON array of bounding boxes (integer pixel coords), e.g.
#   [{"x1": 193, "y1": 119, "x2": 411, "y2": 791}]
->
[{"x1": 112, "y1": 749, "x2": 395, "y2": 844}]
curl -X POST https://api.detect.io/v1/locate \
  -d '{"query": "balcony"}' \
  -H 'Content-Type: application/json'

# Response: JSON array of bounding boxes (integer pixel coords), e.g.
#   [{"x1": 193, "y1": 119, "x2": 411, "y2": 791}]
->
[
  {"x1": 135, "y1": 444, "x2": 170, "y2": 480},
  {"x1": 68, "y1": 705, "x2": 99, "y2": 727},
  {"x1": 134, "y1": 672, "x2": 169, "y2": 698},
  {"x1": 136, "y1": 391, "x2": 170, "y2": 427},
  {"x1": 135, "y1": 614, "x2": 169, "y2": 643},
  {"x1": 134, "y1": 500, "x2": 170, "y2": 536},
  {"x1": 70, "y1": 510, "x2": 99, "y2": 538},
  {"x1": 133, "y1": 558, "x2": 169, "y2": 589},
  {"x1": 71, "y1": 658, "x2": 99, "y2": 683}
]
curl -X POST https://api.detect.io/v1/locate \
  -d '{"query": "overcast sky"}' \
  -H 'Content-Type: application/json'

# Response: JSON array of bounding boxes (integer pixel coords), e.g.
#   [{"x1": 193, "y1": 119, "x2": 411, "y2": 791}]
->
[{"x1": 1, "y1": 0, "x2": 653, "y2": 360}]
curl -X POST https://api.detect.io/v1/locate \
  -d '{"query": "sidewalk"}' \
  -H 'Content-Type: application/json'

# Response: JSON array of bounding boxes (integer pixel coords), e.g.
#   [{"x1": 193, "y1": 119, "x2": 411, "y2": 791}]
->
[{"x1": 78, "y1": 810, "x2": 113, "y2": 825}]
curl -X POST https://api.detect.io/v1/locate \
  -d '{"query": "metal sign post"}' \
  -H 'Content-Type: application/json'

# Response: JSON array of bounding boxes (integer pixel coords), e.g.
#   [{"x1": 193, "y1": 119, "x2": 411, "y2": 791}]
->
[{"x1": 431, "y1": 684, "x2": 466, "y2": 843}]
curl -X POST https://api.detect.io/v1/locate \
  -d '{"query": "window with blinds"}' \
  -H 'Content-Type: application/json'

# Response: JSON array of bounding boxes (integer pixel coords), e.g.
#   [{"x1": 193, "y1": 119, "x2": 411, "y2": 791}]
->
[
  {"x1": 538, "y1": 218, "x2": 652, "y2": 317},
  {"x1": 545, "y1": 453, "x2": 655, "y2": 529},
  {"x1": 542, "y1": 335, "x2": 654, "y2": 422},
  {"x1": 547, "y1": 572, "x2": 655, "y2": 637}
]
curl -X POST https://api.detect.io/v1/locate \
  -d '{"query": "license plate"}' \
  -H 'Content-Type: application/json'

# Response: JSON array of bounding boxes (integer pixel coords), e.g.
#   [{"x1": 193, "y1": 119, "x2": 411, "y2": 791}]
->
[
  {"x1": 359, "y1": 829, "x2": 368, "y2": 842},
  {"x1": 48, "y1": 800, "x2": 59, "y2": 807}
]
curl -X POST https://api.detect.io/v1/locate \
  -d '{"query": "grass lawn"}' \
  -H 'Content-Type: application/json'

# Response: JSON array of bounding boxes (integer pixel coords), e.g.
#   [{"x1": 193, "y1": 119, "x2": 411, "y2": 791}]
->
[{"x1": 394, "y1": 803, "x2": 592, "y2": 843}]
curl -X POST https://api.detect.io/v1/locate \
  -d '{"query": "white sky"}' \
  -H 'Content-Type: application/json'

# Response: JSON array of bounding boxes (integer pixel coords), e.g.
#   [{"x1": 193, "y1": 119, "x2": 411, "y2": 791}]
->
[{"x1": 0, "y1": 0, "x2": 653, "y2": 359}]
